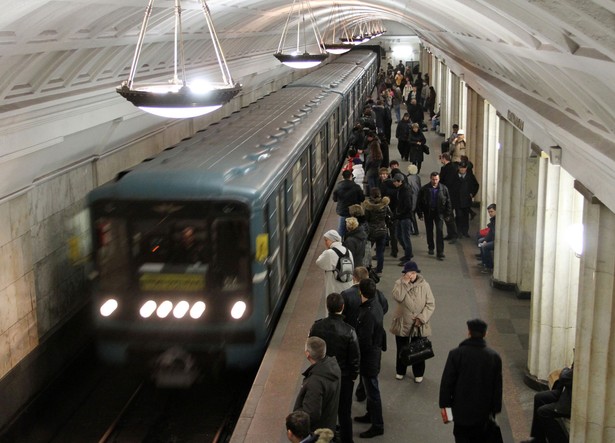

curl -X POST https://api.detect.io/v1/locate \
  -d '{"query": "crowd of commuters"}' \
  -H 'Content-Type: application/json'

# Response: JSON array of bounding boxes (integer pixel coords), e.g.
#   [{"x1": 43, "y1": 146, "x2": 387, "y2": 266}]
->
[{"x1": 284, "y1": 62, "x2": 535, "y2": 442}]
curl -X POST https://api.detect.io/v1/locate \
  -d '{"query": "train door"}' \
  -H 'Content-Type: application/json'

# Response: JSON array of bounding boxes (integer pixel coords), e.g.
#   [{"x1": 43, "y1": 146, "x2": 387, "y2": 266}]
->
[
  {"x1": 284, "y1": 153, "x2": 309, "y2": 274},
  {"x1": 311, "y1": 126, "x2": 327, "y2": 218},
  {"x1": 264, "y1": 193, "x2": 283, "y2": 320}
]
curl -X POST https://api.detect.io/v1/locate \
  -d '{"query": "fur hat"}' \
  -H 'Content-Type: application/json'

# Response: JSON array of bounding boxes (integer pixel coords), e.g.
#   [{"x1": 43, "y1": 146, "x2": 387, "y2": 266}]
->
[{"x1": 407, "y1": 164, "x2": 418, "y2": 175}]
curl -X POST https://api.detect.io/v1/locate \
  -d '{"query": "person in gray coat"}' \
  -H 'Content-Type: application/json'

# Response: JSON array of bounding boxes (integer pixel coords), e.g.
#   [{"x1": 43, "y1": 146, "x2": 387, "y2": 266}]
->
[{"x1": 294, "y1": 336, "x2": 341, "y2": 434}]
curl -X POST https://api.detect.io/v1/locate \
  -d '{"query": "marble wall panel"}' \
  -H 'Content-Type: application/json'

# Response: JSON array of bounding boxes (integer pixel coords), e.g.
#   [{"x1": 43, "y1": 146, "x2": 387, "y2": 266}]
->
[
  {"x1": 0, "y1": 242, "x2": 14, "y2": 291},
  {"x1": 0, "y1": 286, "x2": 16, "y2": 335},
  {"x1": 9, "y1": 194, "x2": 30, "y2": 240},
  {"x1": 0, "y1": 202, "x2": 10, "y2": 247},
  {"x1": 8, "y1": 319, "x2": 31, "y2": 367},
  {"x1": 0, "y1": 331, "x2": 9, "y2": 378}
]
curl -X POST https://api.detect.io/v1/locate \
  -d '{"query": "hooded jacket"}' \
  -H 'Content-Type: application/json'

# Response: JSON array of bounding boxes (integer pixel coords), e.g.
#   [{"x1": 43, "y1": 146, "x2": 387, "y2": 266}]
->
[
  {"x1": 294, "y1": 356, "x2": 341, "y2": 432},
  {"x1": 362, "y1": 196, "x2": 391, "y2": 241},
  {"x1": 332, "y1": 179, "x2": 365, "y2": 217}
]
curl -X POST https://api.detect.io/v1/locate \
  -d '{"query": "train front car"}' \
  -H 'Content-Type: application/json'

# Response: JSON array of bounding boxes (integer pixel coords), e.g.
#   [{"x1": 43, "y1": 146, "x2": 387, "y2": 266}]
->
[{"x1": 90, "y1": 195, "x2": 256, "y2": 368}]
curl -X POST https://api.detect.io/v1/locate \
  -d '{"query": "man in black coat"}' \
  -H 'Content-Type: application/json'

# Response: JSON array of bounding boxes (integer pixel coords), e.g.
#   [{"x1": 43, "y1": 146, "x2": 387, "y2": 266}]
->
[
  {"x1": 449, "y1": 162, "x2": 480, "y2": 238},
  {"x1": 439, "y1": 153, "x2": 458, "y2": 242},
  {"x1": 332, "y1": 169, "x2": 365, "y2": 237},
  {"x1": 439, "y1": 319, "x2": 503, "y2": 443},
  {"x1": 417, "y1": 172, "x2": 453, "y2": 260},
  {"x1": 353, "y1": 279, "x2": 385, "y2": 438},
  {"x1": 294, "y1": 336, "x2": 341, "y2": 434},
  {"x1": 310, "y1": 293, "x2": 361, "y2": 443}
]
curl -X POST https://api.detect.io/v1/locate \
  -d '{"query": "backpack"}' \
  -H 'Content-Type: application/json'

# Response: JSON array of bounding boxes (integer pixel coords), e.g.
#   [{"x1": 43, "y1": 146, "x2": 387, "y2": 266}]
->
[{"x1": 332, "y1": 247, "x2": 353, "y2": 283}]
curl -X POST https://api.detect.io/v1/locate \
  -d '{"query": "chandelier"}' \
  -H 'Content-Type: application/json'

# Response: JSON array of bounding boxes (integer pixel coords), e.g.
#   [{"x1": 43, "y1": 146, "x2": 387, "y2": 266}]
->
[
  {"x1": 321, "y1": 4, "x2": 354, "y2": 55},
  {"x1": 117, "y1": 0, "x2": 241, "y2": 119},
  {"x1": 274, "y1": 0, "x2": 328, "y2": 69}
]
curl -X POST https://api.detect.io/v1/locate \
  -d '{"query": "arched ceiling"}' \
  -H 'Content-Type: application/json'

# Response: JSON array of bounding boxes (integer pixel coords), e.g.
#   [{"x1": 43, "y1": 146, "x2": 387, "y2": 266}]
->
[{"x1": 1, "y1": 0, "x2": 615, "y2": 205}]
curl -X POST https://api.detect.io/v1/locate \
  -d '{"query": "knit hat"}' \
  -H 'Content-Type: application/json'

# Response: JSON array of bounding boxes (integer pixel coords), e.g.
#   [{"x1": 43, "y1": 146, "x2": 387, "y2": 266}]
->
[
  {"x1": 323, "y1": 230, "x2": 342, "y2": 243},
  {"x1": 393, "y1": 173, "x2": 404, "y2": 182},
  {"x1": 402, "y1": 261, "x2": 420, "y2": 273}
]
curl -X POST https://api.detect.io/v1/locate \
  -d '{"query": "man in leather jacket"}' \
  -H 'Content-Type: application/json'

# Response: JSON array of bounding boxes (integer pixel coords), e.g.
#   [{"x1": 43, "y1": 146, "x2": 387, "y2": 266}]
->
[{"x1": 310, "y1": 292, "x2": 360, "y2": 443}]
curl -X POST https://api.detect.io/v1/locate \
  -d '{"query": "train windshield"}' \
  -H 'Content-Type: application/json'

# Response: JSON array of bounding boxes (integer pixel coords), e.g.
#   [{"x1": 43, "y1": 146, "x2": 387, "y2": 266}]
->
[{"x1": 91, "y1": 200, "x2": 250, "y2": 294}]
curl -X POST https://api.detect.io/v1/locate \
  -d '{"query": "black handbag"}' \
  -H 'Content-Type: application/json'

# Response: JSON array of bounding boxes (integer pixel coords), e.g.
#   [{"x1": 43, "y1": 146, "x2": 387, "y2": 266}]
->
[
  {"x1": 368, "y1": 266, "x2": 380, "y2": 284},
  {"x1": 399, "y1": 328, "x2": 434, "y2": 366}
]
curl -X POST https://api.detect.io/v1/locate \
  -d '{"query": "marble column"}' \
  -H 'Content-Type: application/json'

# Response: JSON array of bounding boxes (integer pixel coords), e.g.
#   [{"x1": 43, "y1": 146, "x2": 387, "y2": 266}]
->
[
  {"x1": 466, "y1": 89, "x2": 484, "y2": 194},
  {"x1": 528, "y1": 157, "x2": 581, "y2": 380},
  {"x1": 440, "y1": 67, "x2": 451, "y2": 136},
  {"x1": 492, "y1": 119, "x2": 536, "y2": 297},
  {"x1": 479, "y1": 103, "x2": 498, "y2": 227},
  {"x1": 572, "y1": 197, "x2": 615, "y2": 442}
]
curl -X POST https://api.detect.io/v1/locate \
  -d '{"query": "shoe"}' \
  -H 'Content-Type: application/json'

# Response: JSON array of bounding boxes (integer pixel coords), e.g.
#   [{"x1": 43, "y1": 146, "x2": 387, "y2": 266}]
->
[
  {"x1": 390, "y1": 252, "x2": 398, "y2": 258},
  {"x1": 463, "y1": 233, "x2": 471, "y2": 238},
  {"x1": 428, "y1": 249, "x2": 434, "y2": 255},
  {"x1": 397, "y1": 261, "x2": 406, "y2": 266},
  {"x1": 481, "y1": 268, "x2": 493, "y2": 274},
  {"x1": 395, "y1": 374, "x2": 404, "y2": 380},
  {"x1": 398, "y1": 256, "x2": 410, "y2": 261},
  {"x1": 414, "y1": 376, "x2": 423, "y2": 383},
  {"x1": 443, "y1": 235, "x2": 452, "y2": 240},
  {"x1": 437, "y1": 255, "x2": 445, "y2": 261},
  {"x1": 448, "y1": 238, "x2": 457, "y2": 244},
  {"x1": 359, "y1": 427, "x2": 384, "y2": 438},
  {"x1": 354, "y1": 414, "x2": 371, "y2": 424}
]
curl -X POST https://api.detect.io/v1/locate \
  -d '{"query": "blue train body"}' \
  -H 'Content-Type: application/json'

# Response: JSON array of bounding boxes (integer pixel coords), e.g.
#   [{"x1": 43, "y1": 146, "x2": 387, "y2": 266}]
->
[{"x1": 87, "y1": 49, "x2": 378, "y2": 368}]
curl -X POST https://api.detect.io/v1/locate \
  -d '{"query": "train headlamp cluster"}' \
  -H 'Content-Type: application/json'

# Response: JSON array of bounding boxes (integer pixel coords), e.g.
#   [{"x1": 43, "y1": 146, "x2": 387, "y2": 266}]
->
[{"x1": 99, "y1": 298, "x2": 247, "y2": 320}]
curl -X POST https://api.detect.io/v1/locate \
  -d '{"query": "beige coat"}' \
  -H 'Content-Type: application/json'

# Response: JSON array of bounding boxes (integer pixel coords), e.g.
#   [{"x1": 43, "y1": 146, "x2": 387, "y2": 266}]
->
[{"x1": 391, "y1": 274, "x2": 435, "y2": 337}]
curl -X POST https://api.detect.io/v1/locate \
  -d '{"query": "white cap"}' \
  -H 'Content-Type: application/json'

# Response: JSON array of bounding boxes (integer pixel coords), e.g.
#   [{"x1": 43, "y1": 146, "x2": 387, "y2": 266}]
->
[{"x1": 457, "y1": 129, "x2": 465, "y2": 135}]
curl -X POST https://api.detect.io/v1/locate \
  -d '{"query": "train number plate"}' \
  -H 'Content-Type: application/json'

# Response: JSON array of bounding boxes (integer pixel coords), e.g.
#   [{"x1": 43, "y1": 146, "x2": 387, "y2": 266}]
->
[{"x1": 139, "y1": 273, "x2": 205, "y2": 291}]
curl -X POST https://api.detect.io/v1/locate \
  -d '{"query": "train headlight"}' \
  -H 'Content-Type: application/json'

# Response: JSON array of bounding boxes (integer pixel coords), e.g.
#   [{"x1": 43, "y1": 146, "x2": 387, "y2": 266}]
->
[
  {"x1": 157, "y1": 300, "x2": 173, "y2": 318},
  {"x1": 140, "y1": 300, "x2": 157, "y2": 318},
  {"x1": 231, "y1": 301, "x2": 247, "y2": 319},
  {"x1": 173, "y1": 301, "x2": 190, "y2": 319},
  {"x1": 100, "y1": 299, "x2": 118, "y2": 317},
  {"x1": 190, "y1": 301, "x2": 206, "y2": 319}
]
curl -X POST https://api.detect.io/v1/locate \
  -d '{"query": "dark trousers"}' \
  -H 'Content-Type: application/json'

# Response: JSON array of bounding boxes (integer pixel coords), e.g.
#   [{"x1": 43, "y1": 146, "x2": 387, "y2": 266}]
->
[
  {"x1": 338, "y1": 376, "x2": 355, "y2": 443},
  {"x1": 455, "y1": 207, "x2": 471, "y2": 237},
  {"x1": 424, "y1": 211, "x2": 444, "y2": 255},
  {"x1": 372, "y1": 236, "x2": 386, "y2": 273},
  {"x1": 395, "y1": 335, "x2": 426, "y2": 377},
  {"x1": 530, "y1": 390, "x2": 569, "y2": 443},
  {"x1": 453, "y1": 421, "x2": 488, "y2": 443},
  {"x1": 388, "y1": 219, "x2": 399, "y2": 256},
  {"x1": 362, "y1": 375, "x2": 384, "y2": 429}
]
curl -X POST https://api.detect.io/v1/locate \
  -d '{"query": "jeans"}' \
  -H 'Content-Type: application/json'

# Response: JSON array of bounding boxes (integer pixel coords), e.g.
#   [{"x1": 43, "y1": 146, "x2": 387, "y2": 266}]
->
[
  {"x1": 480, "y1": 241, "x2": 494, "y2": 269},
  {"x1": 338, "y1": 216, "x2": 347, "y2": 238},
  {"x1": 372, "y1": 236, "x2": 386, "y2": 272},
  {"x1": 362, "y1": 375, "x2": 384, "y2": 429},
  {"x1": 396, "y1": 218, "x2": 414, "y2": 259}
]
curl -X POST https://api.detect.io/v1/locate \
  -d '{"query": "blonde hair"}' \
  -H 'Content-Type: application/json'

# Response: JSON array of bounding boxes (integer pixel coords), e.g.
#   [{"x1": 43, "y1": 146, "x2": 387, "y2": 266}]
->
[
  {"x1": 407, "y1": 164, "x2": 418, "y2": 175},
  {"x1": 346, "y1": 217, "x2": 359, "y2": 231}
]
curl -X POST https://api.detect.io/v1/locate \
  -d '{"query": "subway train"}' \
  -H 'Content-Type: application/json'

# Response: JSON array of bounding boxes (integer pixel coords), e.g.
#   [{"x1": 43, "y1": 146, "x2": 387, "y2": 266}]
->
[{"x1": 87, "y1": 49, "x2": 378, "y2": 369}]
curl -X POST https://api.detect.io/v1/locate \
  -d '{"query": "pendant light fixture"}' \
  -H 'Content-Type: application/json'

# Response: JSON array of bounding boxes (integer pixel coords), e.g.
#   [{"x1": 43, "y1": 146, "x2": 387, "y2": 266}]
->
[
  {"x1": 321, "y1": 4, "x2": 354, "y2": 55},
  {"x1": 274, "y1": 0, "x2": 328, "y2": 69},
  {"x1": 117, "y1": 0, "x2": 241, "y2": 119}
]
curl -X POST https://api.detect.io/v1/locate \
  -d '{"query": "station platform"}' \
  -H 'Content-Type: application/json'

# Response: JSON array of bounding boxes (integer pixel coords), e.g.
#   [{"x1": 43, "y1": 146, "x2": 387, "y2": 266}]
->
[{"x1": 231, "y1": 128, "x2": 535, "y2": 443}]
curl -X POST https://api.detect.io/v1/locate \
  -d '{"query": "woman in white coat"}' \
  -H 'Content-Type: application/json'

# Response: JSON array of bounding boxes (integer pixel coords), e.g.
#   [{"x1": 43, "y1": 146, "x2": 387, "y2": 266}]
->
[{"x1": 390, "y1": 260, "x2": 435, "y2": 382}]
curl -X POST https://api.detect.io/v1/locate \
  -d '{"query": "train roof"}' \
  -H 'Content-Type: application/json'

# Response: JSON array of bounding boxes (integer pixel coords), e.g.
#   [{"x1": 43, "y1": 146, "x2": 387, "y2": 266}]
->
[{"x1": 287, "y1": 50, "x2": 378, "y2": 92}]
